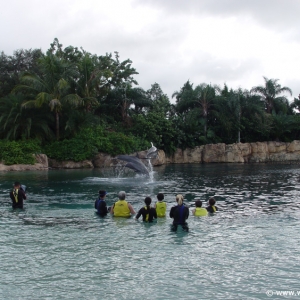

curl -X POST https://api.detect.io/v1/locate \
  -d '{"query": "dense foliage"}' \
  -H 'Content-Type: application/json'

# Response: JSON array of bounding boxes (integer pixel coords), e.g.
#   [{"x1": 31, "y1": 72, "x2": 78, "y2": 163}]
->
[
  {"x1": 0, "y1": 140, "x2": 41, "y2": 165},
  {"x1": 1, "y1": 39, "x2": 299, "y2": 164},
  {"x1": 44, "y1": 126, "x2": 149, "y2": 161}
]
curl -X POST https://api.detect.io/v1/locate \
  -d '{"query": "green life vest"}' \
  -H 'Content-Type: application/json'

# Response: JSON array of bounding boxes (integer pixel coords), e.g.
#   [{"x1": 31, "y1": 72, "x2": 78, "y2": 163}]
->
[
  {"x1": 144, "y1": 206, "x2": 149, "y2": 222},
  {"x1": 194, "y1": 207, "x2": 208, "y2": 217},
  {"x1": 156, "y1": 201, "x2": 166, "y2": 217},
  {"x1": 13, "y1": 189, "x2": 19, "y2": 203},
  {"x1": 113, "y1": 200, "x2": 130, "y2": 217}
]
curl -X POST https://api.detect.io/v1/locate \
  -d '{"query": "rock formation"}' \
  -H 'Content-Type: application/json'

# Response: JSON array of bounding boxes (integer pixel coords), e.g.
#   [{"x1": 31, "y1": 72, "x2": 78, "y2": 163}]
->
[
  {"x1": 0, "y1": 154, "x2": 48, "y2": 171},
  {"x1": 166, "y1": 140, "x2": 300, "y2": 164},
  {"x1": 2, "y1": 141, "x2": 300, "y2": 171}
]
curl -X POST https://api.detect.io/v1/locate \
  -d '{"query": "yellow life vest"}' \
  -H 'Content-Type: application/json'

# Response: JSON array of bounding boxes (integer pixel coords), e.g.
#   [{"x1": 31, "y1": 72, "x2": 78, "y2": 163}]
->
[
  {"x1": 211, "y1": 205, "x2": 217, "y2": 212},
  {"x1": 194, "y1": 207, "x2": 208, "y2": 217},
  {"x1": 144, "y1": 206, "x2": 149, "y2": 222},
  {"x1": 13, "y1": 189, "x2": 19, "y2": 203},
  {"x1": 156, "y1": 201, "x2": 166, "y2": 217},
  {"x1": 113, "y1": 200, "x2": 131, "y2": 217}
]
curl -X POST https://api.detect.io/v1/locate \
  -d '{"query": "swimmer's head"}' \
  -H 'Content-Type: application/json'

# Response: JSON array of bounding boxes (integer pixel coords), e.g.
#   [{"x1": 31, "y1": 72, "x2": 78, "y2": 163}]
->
[
  {"x1": 176, "y1": 194, "x2": 184, "y2": 205},
  {"x1": 99, "y1": 190, "x2": 107, "y2": 197},
  {"x1": 145, "y1": 197, "x2": 152, "y2": 206},
  {"x1": 14, "y1": 182, "x2": 21, "y2": 188},
  {"x1": 118, "y1": 191, "x2": 126, "y2": 200},
  {"x1": 209, "y1": 197, "x2": 216, "y2": 206},
  {"x1": 195, "y1": 200, "x2": 202, "y2": 207},
  {"x1": 157, "y1": 193, "x2": 164, "y2": 201}
]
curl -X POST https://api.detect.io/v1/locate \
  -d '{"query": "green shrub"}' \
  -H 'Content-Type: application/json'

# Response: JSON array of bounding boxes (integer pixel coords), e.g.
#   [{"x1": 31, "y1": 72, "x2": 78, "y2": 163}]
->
[
  {"x1": 0, "y1": 139, "x2": 41, "y2": 165},
  {"x1": 44, "y1": 126, "x2": 150, "y2": 161}
]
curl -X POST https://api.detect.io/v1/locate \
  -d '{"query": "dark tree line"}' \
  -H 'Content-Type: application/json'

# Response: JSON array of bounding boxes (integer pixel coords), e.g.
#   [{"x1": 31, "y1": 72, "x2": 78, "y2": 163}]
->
[{"x1": 1, "y1": 39, "x2": 300, "y2": 159}]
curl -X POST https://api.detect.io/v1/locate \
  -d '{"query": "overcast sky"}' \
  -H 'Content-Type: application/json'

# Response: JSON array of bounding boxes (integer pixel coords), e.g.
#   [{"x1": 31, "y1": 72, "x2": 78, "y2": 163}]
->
[{"x1": 2, "y1": 0, "x2": 300, "y2": 102}]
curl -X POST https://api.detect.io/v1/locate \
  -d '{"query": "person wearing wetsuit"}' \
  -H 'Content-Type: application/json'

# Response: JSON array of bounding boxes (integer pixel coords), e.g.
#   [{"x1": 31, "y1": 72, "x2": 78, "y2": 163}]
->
[
  {"x1": 95, "y1": 190, "x2": 108, "y2": 217},
  {"x1": 206, "y1": 197, "x2": 218, "y2": 213},
  {"x1": 192, "y1": 200, "x2": 208, "y2": 217},
  {"x1": 169, "y1": 194, "x2": 189, "y2": 232},
  {"x1": 136, "y1": 197, "x2": 157, "y2": 222},
  {"x1": 154, "y1": 193, "x2": 167, "y2": 217},
  {"x1": 110, "y1": 191, "x2": 136, "y2": 217},
  {"x1": 10, "y1": 182, "x2": 26, "y2": 209}
]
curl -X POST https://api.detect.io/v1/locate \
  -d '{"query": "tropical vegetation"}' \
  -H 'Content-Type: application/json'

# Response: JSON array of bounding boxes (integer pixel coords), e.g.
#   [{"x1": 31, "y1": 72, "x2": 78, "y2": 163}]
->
[{"x1": 0, "y1": 39, "x2": 299, "y2": 164}]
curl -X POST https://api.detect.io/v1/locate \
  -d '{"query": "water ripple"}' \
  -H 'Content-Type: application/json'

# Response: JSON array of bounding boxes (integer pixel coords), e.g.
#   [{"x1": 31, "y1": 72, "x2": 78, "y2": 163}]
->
[{"x1": 1, "y1": 164, "x2": 300, "y2": 299}]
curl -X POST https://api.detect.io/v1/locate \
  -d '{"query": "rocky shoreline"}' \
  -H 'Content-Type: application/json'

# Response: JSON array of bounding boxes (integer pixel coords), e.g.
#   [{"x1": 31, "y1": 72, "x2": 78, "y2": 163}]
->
[{"x1": 1, "y1": 140, "x2": 300, "y2": 171}]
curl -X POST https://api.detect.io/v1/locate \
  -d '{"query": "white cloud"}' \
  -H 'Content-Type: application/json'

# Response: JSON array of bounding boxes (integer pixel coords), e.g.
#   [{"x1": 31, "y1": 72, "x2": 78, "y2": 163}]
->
[{"x1": 1, "y1": 0, "x2": 299, "y2": 102}]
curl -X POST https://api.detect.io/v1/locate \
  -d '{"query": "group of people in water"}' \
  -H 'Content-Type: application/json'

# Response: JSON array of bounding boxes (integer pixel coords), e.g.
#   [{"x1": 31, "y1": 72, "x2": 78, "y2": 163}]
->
[
  {"x1": 95, "y1": 190, "x2": 218, "y2": 231},
  {"x1": 9, "y1": 181, "x2": 218, "y2": 232}
]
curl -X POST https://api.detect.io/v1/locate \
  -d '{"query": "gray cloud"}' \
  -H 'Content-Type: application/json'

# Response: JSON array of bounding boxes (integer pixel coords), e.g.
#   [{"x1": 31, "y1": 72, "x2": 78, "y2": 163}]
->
[
  {"x1": 1, "y1": 0, "x2": 299, "y2": 103},
  {"x1": 134, "y1": 0, "x2": 300, "y2": 37}
]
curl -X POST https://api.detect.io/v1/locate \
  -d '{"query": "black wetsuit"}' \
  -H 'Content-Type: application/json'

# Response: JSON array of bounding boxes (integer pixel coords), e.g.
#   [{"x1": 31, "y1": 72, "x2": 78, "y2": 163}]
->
[
  {"x1": 95, "y1": 198, "x2": 108, "y2": 217},
  {"x1": 206, "y1": 205, "x2": 218, "y2": 213},
  {"x1": 136, "y1": 206, "x2": 157, "y2": 222},
  {"x1": 169, "y1": 204, "x2": 189, "y2": 231},
  {"x1": 10, "y1": 188, "x2": 26, "y2": 209}
]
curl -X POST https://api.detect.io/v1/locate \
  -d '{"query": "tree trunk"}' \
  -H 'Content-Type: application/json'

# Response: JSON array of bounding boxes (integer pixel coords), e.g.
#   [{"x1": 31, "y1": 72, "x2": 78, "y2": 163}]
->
[
  {"x1": 237, "y1": 111, "x2": 241, "y2": 143},
  {"x1": 55, "y1": 111, "x2": 59, "y2": 140}
]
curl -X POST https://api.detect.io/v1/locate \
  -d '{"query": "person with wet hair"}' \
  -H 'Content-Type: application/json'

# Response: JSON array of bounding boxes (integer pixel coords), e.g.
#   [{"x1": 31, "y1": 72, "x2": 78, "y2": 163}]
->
[
  {"x1": 135, "y1": 197, "x2": 157, "y2": 222},
  {"x1": 10, "y1": 181, "x2": 26, "y2": 209},
  {"x1": 154, "y1": 192, "x2": 167, "y2": 217},
  {"x1": 95, "y1": 190, "x2": 108, "y2": 217},
  {"x1": 192, "y1": 200, "x2": 208, "y2": 217},
  {"x1": 110, "y1": 191, "x2": 136, "y2": 217},
  {"x1": 169, "y1": 194, "x2": 189, "y2": 231},
  {"x1": 206, "y1": 197, "x2": 218, "y2": 213}
]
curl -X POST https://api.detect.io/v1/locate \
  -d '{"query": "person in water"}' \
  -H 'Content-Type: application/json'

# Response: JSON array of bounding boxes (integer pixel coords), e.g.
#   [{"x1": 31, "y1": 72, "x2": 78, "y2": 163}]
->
[
  {"x1": 154, "y1": 192, "x2": 166, "y2": 217},
  {"x1": 135, "y1": 197, "x2": 157, "y2": 222},
  {"x1": 95, "y1": 190, "x2": 108, "y2": 217},
  {"x1": 192, "y1": 200, "x2": 208, "y2": 217},
  {"x1": 206, "y1": 197, "x2": 218, "y2": 213},
  {"x1": 169, "y1": 194, "x2": 189, "y2": 232},
  {"x1": 10, "y1": 182, "x2": 26, "y2": 209},
  {"x1": 110, "y1": 191, "x2": 136, "y2": 217}
]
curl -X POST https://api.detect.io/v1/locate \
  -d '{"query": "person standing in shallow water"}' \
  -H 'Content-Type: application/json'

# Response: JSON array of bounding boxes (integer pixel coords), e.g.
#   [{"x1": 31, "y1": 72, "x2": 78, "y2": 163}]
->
[
  {"x1": 10, "y1": 182, "x2": 26, "y2": 209},
  {"x1": 169, "y1": 194, "x2": 189, "y2": 232},
  {"x1": 206, "y1": 197, "x2": 218, "y2": 213},
  {"x1": 110, "y1": 191, "x2": 136, "y2": 217},
  {"x1": 95, "y1": 190, "x2": 108, "y2": 217},
  {"x1": 192, "y1": 200, "x2": 208, "y2": 217},
  {"x1": 136, "y1": 197, "x2": 157, "y2": 222},
  {"x1": 154, "y1": 193, "x2": 166, "y2": 217}
]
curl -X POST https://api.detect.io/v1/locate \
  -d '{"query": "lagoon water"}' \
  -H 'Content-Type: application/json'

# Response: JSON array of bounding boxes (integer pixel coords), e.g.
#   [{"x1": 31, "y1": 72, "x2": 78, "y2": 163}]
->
[{"x1": 1, "y1": 163, "x2": 300, "y2": 299}]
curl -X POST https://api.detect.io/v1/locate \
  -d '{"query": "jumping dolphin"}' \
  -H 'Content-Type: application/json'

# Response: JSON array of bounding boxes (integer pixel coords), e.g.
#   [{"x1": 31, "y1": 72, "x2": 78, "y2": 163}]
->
[{"x1": 116, "y1": 155, "x2": 150, "y2": 175}]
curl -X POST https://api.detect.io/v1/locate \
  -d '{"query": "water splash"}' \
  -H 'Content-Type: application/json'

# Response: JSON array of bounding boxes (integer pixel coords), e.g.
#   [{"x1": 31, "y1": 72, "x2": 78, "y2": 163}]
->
[
  {"x1": 114, "y1": 163, "x2": 125, "y2": 178},
  {"x1": 146, "y1": 158, "x2": 154, "y2": 183}
]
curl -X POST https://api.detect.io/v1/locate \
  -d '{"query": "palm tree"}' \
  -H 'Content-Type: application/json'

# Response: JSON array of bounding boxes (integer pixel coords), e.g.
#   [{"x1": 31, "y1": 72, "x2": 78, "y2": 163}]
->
[
  {"x1": 172, "y1": 80, "x2": 194, "y2": 105},
  {"x1": 173, "y1": 82, "x2": 220, "y2": 137},
  {"x1": 13, "y1": 52, "x2": 82, "y2": 140},
  {"x1": 251, "y1": 77, "x2": 292, "y2": 114},
  {"x1": 0, "y1": 94, "x2": 53, "y2": 140},
  {"x1": 77, "y1": 52, "x2": 112, "y2": 111},
  {"x1": 193, "y1": 83, "x2": 221, "y2": 136}
]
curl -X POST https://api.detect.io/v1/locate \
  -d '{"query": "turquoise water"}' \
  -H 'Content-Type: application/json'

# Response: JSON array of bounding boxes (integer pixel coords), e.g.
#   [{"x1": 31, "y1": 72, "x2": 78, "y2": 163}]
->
[{"x1": 1, "y1": 164, "x2": 300, "y2": 299}]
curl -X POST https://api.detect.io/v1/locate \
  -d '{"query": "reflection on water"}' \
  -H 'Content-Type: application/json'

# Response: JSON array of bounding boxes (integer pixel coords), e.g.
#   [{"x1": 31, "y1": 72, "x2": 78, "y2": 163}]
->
[{"x1": 1, "y1": 164, "x2": 300, "y2": 299}]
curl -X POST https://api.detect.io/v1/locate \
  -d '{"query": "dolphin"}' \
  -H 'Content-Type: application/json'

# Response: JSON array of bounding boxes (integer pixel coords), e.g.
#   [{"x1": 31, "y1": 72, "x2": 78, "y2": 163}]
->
[{"x1": 116, "y1": 155, "x2": 149, "y2": 175}]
